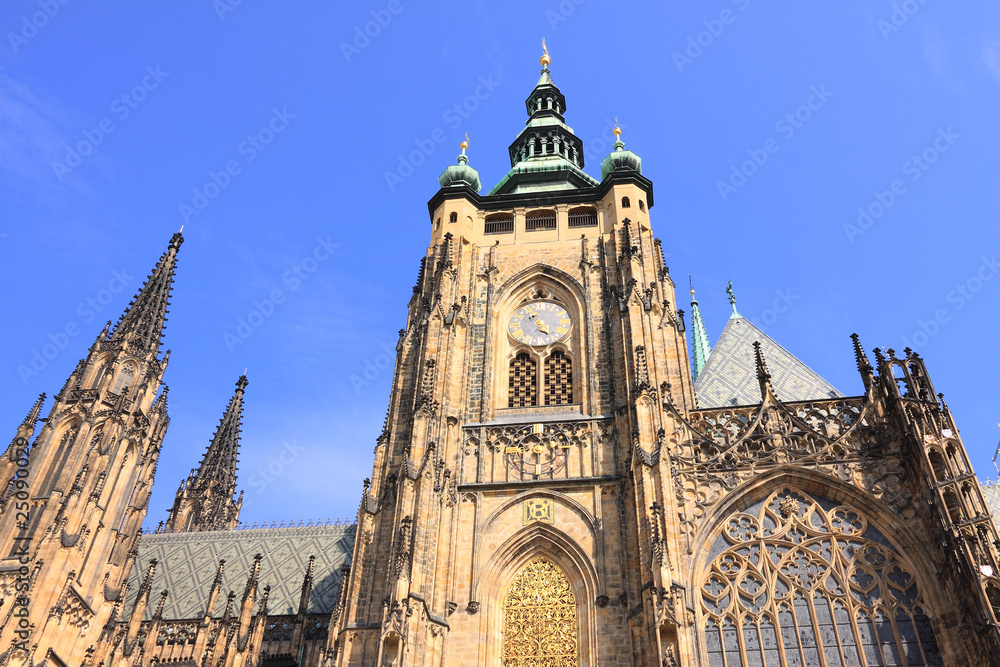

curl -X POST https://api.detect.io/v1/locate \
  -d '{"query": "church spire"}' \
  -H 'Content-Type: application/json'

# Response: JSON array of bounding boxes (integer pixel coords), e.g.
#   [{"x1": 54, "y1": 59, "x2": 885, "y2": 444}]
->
[
  {"x1": 689, "y1": 277, "x2": 712, "y2": 380},
  {"x1": 109, "y1": 230, "x2": 184, "y2": 355},
  {"x1": 489, "y1": 39, "x2": 598, "y2": 195},
  {"x1": 165, "y1": 374, "x2": 246, "y2": 532}
]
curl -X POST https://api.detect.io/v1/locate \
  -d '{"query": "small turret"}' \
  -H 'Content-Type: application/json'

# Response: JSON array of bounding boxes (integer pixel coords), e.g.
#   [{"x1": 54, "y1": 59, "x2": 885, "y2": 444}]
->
[
  {"x1": 438, "y1": 134, "x2": 481, "y2": 192},
  {"x1": 600, "y1": 119, "x2": 642, "y2": 180}
]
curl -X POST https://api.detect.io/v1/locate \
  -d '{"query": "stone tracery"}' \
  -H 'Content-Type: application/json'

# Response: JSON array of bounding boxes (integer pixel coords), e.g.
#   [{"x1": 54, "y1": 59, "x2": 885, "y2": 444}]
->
[{"x1": 701, "y1": 486, "x2": 942, "y2": 666}]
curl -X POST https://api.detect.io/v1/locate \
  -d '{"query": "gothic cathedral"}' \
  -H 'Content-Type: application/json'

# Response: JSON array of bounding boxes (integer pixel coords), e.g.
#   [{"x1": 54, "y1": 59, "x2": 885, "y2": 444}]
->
[{"x1": 3, "y1": 45, "x2": 1000, "y2": 667}]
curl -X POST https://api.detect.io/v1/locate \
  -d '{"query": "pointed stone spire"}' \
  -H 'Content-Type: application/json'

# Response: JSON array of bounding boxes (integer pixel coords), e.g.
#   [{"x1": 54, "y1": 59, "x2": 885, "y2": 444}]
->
[
  {"x1": 164, "y1": 374, "x2": 246, "y2": 532},
  {"x1": 297, "y1": 555, "x2": 316, "y2": 617},
  {"x1": 851, "y1": 333, "x2": 874, "y2": 392},
  {"x1": 688, "y1": 277, "x2": 712, "y2": 380},
  {"x1": 6, "y1": 393, "x2": 44, "y2": 459},
  {"x1": 752, "y1": 341, "x2": 777, "y2": 402},
  {"x1": 109, "y1": 231, "x2": 183, "y2": 355},
  {"x1": 204, "y1": 559, "x2": 226, "y2": 619}
]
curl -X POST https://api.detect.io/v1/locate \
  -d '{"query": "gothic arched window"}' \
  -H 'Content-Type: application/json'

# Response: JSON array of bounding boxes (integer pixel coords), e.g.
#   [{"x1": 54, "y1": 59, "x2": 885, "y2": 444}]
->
[
  {"x1": 701, "y1": 487, "x2": 943, "y2": 666},
  {"x1": 928, "y1": 451, "x2": 948, "y2": 481},
  {"x1": 502, "y1": 557, "x2": 578, "y2": 665},
  {"x1": 113, "y1": 363, "x2": 136, "y2": 394},
  {"x1": 544, "y1": 351, "x2": 573, "y2": 406},
  {"x1": 509, "y1": 354, "x2": 537, "y2": 407}
]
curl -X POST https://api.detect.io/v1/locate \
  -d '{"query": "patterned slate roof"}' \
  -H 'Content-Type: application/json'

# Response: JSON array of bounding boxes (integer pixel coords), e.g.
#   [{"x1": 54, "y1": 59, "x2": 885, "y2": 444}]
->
[
  {"x1": 127, "y1": 524, "x2": 355, "y2": 620},
  {"x1": 694, "y1": 316, "x2": 842, "y2": 408}
]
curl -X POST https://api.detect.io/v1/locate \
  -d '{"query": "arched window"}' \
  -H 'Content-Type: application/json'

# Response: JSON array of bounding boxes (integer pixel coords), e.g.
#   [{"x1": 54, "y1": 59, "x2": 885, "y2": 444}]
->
[
  {"x1": 988, "y1": 585, "x2": 1000, "y2": 621},
  {"x1": 502, "y1": 557, "x2": 578, "y2": 664},
  {"x1": 39, "y1": 425, "x2": 79, "y2": 496},
  {"x1": 701, "y1": 487, "x2": 942, "y2": 666},
  {"x1": 508, "y1": 354, "x2": 537, "y2": 407},
  {"x1": 944, "y1": 490, "x2": 962, "y2": 523},
  {"x1": 928, "y1": 451, "x2": 948, "y2": 481},
  {"x1": 621, "y1": 196, "x2": 631, "y2": 208},
  {"x1": 507, "y1": 352, "x2": 538, "y2": 408},
  {"x1": 113, "y1": 363, "x2": 136, "y2": 394},
  {"x1": 567, "y1": 207, "x2": 598, "y2": 228},
  {"x1": 525, "y1": 210, "x2": 556, "y2": 232},
  {"x1": 544, "y1": 351, "x2": 573, "y2": 406},
  {"x1": 638, "y1": 200, "x2": 645, "y2": 212},
  {"x1": 449, "y1": 212, "x2": 458, "y2": 223},
  {"x1": 486, "y1": 213, "x2": 515, "y2": 235}
]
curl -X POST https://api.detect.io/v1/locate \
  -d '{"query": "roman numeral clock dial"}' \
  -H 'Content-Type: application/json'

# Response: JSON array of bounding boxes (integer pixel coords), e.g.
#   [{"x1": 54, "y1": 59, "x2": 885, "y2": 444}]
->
[{"x1": 507, "y1": 301, "x2": 571, "y2": 346}]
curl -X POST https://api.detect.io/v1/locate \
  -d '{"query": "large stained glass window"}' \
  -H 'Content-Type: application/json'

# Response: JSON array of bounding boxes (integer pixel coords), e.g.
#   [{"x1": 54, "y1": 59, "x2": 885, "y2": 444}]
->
[
  {"x1": 502, "y1": 557, "x2": 578, "y2": 666},
  {"x1": 701, "y1": 487, "x2": 943, "y2": 666}
]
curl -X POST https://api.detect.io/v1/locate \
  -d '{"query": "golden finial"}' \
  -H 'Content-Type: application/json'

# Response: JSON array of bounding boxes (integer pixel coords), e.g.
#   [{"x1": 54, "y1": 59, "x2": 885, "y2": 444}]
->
[
  {"x1": 540, "y1": 38, "x2": 551, "y2": 67},
  {"x1": 613, "y1": 118, "x2": 622, "y2": 139},
  {"x1": 460, "y1": 132, "x2": 469, "y2": 154}
]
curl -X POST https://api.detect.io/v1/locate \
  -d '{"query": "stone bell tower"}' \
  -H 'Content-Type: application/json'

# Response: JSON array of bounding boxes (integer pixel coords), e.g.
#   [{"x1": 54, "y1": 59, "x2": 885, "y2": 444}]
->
[
  {"x1": 0, "y1": 232, "x2": 181, "y2": 667},
  {"x1": 326, "y1": 42, "x2": 696, "y2": 666}
]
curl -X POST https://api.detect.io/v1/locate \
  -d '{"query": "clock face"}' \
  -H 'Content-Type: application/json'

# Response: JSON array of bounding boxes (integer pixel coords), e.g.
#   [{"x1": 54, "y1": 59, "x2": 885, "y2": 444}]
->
[{"x1": 507, "y1": 301, "x2": 571, "y2": 346}]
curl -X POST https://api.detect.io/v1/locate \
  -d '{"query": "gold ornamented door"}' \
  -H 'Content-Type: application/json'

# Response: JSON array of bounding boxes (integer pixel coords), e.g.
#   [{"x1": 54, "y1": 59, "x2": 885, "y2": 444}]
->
[{"x1": 502, "y1": 557, "x2": 579, "y2": 666}]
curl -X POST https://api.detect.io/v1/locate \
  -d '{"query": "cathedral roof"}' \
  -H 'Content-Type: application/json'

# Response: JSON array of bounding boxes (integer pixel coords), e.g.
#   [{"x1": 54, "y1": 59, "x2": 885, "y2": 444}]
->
[
  {"x1": 128, "y1": 524, "x2": 354, "y2": 620},
  {"x1": 694, "y1": 315, "x2": 842, "y2": 408}
]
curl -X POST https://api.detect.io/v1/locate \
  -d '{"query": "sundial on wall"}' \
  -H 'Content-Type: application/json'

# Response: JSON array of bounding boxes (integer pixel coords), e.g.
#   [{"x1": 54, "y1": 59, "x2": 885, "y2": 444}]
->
[{"x1": 504, "y1": 423, "x2": 572, "y2": 476}]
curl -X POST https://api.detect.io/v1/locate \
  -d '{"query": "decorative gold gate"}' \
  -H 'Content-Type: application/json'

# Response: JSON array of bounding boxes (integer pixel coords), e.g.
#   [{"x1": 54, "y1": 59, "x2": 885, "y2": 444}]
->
[{"x1": 502, "y1": 557, "x2": 578, "y2": 666}]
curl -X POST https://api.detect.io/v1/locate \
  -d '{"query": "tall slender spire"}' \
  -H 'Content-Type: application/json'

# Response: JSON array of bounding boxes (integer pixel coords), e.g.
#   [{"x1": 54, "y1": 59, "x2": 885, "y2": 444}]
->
[
  {"x1": 109, "y1": 231, "x2": 184, "y2": 354},
  {"x1": 689, "y1": 277, "x2": 712, "y2": 380},
  {"x1": 164, "y1": 374, "x2": 246, "y2": 532}
]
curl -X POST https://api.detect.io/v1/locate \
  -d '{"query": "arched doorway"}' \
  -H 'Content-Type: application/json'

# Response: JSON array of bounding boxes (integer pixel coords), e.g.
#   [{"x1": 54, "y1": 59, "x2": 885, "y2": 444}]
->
[{"x1": 502, "y1": 557, "x2": 579, "y2": 666}]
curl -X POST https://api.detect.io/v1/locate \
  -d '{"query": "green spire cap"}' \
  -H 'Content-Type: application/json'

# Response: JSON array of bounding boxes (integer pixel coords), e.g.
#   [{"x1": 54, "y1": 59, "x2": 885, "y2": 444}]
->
[
  {"x1": 600, "y1": 119, "x2": 642, "y2": 180},
  {"x1": 438, "y1": 132, "x2": 481, "y2": 192},
  {"x1": 689, "y1": 275, "x2": 713, "y2": 380}
]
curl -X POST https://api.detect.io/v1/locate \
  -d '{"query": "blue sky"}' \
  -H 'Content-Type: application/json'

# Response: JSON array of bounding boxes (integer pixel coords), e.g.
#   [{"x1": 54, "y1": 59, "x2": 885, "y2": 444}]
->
[{"x1": 1, "y1": 1, "x2": 998, "y2": 528}]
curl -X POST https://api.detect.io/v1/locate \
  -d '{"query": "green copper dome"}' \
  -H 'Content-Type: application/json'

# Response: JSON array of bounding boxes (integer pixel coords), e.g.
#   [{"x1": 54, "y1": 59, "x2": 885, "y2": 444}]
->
[
  {"x1": 438, "y1": 153, "x2": 481, "y2": 192},
  {"x1": 600, "y1": 138, "x2": 642, "y2": 180}
]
